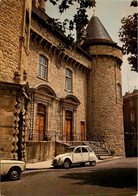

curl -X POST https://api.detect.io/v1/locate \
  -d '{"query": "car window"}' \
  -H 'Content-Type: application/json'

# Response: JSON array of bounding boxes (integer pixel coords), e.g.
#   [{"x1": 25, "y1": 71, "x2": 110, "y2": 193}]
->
[
  {"x1": 74, "y1": 147, "x2": 81, "y2": 153},
  {"x1": 82, "y1": 147, "x2": 88, "y2": 153},
  {"x1": 66, "y1": 147, "x2": 75, "y2": 153},
  {"x1": 86, "y1": 147, "x2": 92, "y2": 152}
]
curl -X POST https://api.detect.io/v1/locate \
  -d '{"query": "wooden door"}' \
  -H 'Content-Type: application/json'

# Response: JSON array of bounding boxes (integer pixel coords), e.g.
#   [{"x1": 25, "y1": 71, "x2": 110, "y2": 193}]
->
[
  {"x1": 65, "y1": 119, "x2": 72, "y2": 141},
  {"x1": 36, "y1": 104, "x2": 46, "y2": 141},
  {"x1": 65, "y1": 111, "x2": 72, "y2": 141},
  {"x1": 36, "y1": 114, "x2": 45, "y2": 141},
  {"x1": 81, "y1": 122, "x2": 85, "y2": 141}
]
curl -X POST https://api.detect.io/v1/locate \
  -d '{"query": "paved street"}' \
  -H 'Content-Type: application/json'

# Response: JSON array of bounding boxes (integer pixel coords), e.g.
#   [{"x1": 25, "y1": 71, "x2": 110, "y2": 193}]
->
[{"x1": 1, "y1": 158, "x2": 137, "y2": 196}]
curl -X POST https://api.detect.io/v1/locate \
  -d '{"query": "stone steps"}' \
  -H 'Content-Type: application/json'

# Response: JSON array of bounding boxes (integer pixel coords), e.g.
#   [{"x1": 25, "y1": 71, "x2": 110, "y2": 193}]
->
[
  {"x1": 68, "y1": 141, "x2": 110, "y2": 157},
  {"x1": 86, "y1": 142, "x2": 110, "y2": 156}
]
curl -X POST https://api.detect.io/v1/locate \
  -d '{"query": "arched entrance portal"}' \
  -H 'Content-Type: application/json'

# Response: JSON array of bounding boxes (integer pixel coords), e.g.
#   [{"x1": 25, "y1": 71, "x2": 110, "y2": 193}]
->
[{"x1": 61, "y1": 94, "x2": 80, "y2": 141}]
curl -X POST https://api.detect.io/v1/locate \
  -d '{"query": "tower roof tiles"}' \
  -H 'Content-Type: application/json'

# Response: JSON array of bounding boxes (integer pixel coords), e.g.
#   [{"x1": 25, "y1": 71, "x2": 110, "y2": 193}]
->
[{"x1": 86, "y1": 14, "x2": 114, "y2": 44}]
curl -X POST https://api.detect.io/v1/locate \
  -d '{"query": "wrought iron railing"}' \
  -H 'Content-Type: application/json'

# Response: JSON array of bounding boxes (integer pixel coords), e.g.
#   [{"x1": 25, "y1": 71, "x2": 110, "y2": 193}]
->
[
  {"x1": 87, "y1": 134, "x2": 111, "y2": 154},
  {"x1": 26, "y1": 131, "x2": 110, "y2": 154},
  {"x1": 27, "y1": 131, "x2": 86, "y2": 142}
]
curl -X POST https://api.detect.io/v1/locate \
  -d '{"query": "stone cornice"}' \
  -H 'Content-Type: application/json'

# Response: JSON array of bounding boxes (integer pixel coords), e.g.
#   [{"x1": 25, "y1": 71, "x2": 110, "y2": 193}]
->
[{"x1": 30, "y1": 27, "x2": 90, "y2": 73}]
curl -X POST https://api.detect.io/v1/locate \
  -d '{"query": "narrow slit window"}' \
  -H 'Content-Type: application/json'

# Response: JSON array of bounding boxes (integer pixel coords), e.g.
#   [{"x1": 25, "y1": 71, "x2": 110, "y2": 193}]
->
[{"x1": 117, "y1": 83, "x2": 122, "y2": 99}]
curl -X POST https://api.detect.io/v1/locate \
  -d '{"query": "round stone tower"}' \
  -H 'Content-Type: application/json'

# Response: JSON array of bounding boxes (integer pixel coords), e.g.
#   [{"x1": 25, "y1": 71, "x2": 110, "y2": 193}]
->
[{"x1": 83, "y1": 14, "x2": 125, "y2": 156}]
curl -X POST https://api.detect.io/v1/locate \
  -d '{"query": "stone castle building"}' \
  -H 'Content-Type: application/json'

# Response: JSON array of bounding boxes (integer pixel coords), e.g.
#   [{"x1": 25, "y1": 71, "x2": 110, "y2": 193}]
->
[{"x1": 0, "y1": 0, "x2": 125, "y2": 161}]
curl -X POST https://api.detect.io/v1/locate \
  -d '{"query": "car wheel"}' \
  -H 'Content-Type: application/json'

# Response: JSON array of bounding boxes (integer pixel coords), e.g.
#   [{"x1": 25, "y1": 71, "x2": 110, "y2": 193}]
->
[
  {"x1": 63, "y1": 160, "x2": 70, "y2": 169},
  {"x1": 53, "y1": 165, "x2": 59, "y2": 169},
  {"x1": 80, "y1": 163, "x2": 85, "y2": 167},
  {"x1": 90, "y1": 161, "x2": 96, "y2": 166},
  {"x1": 8, "y1": 168, "x2": 20, "y2": 181}
]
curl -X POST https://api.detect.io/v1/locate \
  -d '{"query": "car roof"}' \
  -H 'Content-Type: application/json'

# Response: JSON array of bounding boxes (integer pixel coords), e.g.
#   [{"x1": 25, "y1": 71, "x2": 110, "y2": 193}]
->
[
  {"x1": 0, "y1": 160, "x2": 25, "y2": 164},
  {"x1": 68, "y1": 145, "x2": 91, "y2": 148}
]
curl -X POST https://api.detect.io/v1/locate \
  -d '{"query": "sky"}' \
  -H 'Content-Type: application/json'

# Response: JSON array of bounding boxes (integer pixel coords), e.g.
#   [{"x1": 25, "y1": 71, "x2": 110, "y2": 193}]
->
[{"x1": 46, "y1": 0, "x2": 138, "y2": 95}]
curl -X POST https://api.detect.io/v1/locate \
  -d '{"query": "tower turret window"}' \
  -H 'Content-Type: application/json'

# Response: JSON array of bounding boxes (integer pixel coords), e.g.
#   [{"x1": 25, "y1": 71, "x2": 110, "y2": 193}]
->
[{"x1": 117, "y1": 83, "x2": 122, "y2": 99}]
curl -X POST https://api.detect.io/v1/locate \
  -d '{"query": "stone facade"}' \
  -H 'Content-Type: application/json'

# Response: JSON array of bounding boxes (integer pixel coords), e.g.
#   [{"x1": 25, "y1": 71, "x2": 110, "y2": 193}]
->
[
  {"x1": 123, "y1": 90, "x2": 138, "y2": 157},
  {"x1": 0, "y1": 0, "x2": 125, "y2": 161},
  {"x1": 86, "y1": 44, "x2": 125, "y2": 156}
]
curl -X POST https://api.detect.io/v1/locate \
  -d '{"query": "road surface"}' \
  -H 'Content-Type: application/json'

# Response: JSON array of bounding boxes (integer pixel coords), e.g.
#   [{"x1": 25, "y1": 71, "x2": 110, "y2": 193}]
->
[{"x1": 1, "y1": 157, "x2": 137, "y2": 196}]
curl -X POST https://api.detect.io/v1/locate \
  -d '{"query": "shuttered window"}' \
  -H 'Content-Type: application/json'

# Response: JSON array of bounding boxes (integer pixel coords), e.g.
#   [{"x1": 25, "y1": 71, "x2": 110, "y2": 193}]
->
[
  {"x1": 38, "y1": 55, "x2": 47, "y2": 80},
  {"x1": 66, "y1": 69, "x2": 72, "y2": 91}
]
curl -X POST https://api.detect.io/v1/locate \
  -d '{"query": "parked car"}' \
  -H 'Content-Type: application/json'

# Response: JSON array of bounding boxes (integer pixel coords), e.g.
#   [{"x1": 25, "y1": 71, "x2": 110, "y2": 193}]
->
[
  {"x1": 0, "y1": 160, "x2": 26, "y2": 180},
  {"x1": 52, "y1": 145, "x2": 97, "y2": 169}
]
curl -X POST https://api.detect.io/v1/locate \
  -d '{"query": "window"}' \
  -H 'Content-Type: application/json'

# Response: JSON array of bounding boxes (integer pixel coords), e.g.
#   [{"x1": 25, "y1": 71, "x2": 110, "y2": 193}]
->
[
  {"x1": 117, "y1": 84, "x2": 122, "y2": 99},
  {"x1": 130, "y1": 111, "x2": 135, "y2": 122},
  {"x1": 66, "y1": 69, "x2": 72, "y2": 91},
  {"x1": 74, "y1": 147, "x2": 81, "y2": 153},
  {"x1": 82, "y1": 147, "x2": 88, "y2": 153},
  {"x1": 38, "y1": 55, "x2": 47, "y2": 80},
  {"x1": 130, "y1": 99, "x2": 134, "y2": 107},
  {"x1": 86, "y1": 147, "x2": 92, "y2": 152}
]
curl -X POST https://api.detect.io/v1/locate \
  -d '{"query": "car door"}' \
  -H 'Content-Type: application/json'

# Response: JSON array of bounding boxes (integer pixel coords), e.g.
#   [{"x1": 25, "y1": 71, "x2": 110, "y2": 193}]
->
[
  {"x1": 73, "y1": 147, "x2": 82, "y2": 163},
  {"x1": 82, "y1": 147, "x2": 89, "y2": 162}
]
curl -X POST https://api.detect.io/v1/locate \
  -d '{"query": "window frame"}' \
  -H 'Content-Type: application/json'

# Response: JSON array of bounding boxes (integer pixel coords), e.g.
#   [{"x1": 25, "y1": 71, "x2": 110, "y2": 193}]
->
[
  {"x1": 65, "y1": 68, "x2": 72, "y2": 92},
  {"x1": 82, "y1": 147, "x2": 88, "y2": 153},
  {"x1": 74, "y1": 147, "x2": 81, "y2": 154},
  {"x1": 130, "y1": 111, "x2": 135, "y2": 122},
  {"x1": 38, "y1": 55, "x2": 48, "y2": 80},
  {"x1": 117, "y1": 83, "x2": 122, "y2": 99}
]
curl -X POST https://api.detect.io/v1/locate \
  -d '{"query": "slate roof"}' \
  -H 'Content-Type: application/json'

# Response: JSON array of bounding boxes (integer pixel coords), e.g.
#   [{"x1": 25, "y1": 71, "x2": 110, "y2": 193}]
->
[{"x1": 86, "y1": 15, "x2": 114, "y2": 44}]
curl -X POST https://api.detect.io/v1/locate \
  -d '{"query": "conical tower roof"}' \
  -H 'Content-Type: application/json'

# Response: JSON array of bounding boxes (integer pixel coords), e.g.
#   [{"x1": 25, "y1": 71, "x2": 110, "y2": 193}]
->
[{"x1": 86, "y1": 14, "x2": 114, "y2": 44}]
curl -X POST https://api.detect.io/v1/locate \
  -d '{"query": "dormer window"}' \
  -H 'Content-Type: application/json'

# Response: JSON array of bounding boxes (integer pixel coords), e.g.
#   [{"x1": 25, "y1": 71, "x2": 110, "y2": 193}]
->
[
  {"x1": 66, "y1": 69, "x2": 72, "y2": 92},
  {"x1": 38, "y1": 55, "x2": 47, "y2": 80}
]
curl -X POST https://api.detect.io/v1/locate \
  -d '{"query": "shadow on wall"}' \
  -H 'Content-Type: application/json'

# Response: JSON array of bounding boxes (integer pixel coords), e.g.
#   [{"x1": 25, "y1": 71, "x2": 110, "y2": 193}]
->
[{"x1": 59, "y1": 168, "x2": 137, "y2": 189}]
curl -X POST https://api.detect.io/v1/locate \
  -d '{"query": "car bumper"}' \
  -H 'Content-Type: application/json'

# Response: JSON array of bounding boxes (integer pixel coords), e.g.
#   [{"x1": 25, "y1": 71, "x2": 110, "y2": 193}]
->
[{"x1": 52, "y1": 159, "x2": 63, "y2": 166}]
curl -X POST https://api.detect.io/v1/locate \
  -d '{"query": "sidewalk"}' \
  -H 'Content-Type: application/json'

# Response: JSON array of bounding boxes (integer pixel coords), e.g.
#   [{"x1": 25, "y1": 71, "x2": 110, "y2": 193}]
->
[{"x1": 25, "y1": 156, "x2": 122, "y2": 170}]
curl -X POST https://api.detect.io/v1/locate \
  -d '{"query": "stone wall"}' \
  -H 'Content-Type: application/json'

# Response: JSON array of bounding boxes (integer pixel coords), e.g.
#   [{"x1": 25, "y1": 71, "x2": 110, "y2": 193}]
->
[
  {"x1": 26, "y1": 36, "x2": 89, "y2": 139},
  {"x1": 55, "y1": 142, "x2": 69, "y2": 156},
  {"x1": 31, "y1": 17, "x2": 91, "y2": 69},
  {"x1": 0, "y1": 0, "x2": 24, "y2": 83},
  {"x1": 87, "y1": 44, "x2": 125, "y2": 156},
  {"x1": 89, "y1": 45, "x2": 123, "y2": 62},
  {"x1": 0, "y1": 82, "x2": 30, "y2": 160},
  {"x1": 0, "y1": 86, "x2": 17, "y2": 159},
  {"x1": 26, "y1": 141, "x2": 55, "y2": 163}
]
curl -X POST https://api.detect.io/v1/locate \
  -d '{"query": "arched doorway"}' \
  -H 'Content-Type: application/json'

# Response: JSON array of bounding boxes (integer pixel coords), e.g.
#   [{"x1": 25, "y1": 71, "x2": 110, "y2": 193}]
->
[
  {"x1": 30, "y1": 84, "x2": 56, "y2": 141},
  {"x1": 61, "y1": 95, "x2": 80, "y2": 141}
]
